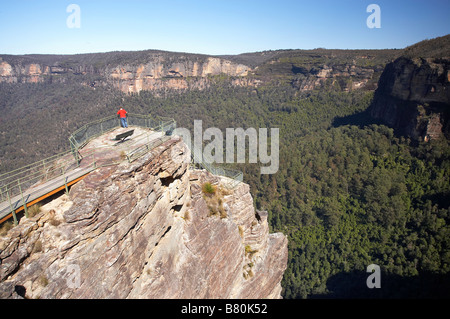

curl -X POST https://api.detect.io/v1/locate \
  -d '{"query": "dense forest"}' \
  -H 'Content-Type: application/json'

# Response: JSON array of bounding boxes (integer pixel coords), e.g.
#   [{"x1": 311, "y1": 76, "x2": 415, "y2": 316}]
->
[
  {"x1": 0, "y1": 43, "x2": 449, "y2": 298},
  {"x1": 122, "y1": 82, "x2": 450, "y2": 298}
]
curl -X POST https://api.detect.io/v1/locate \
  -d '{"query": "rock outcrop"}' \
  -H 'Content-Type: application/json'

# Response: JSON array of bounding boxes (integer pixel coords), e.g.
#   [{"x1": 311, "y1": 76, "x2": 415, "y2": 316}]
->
[
  {"x1": 368, "y1": 35, "x2": 450, "y2": 141},
  {"x1": 249, "y1": 50, "x2": 398, "y2": 93},
  {"x1": 104, "y1": 56, "x2": 250, "y2": 93},
  {"x1": 0, "y1": 136, "x2": 288, "y2": 299},
  {"x1": 290, "y1": 63, "x2": 377, "y2": 92}
]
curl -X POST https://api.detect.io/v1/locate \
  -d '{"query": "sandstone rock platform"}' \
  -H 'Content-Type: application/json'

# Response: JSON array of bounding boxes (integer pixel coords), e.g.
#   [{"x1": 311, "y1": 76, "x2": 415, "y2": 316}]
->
[{"x1": 0, "y1": 134, "x2": 288, "y2": 299}]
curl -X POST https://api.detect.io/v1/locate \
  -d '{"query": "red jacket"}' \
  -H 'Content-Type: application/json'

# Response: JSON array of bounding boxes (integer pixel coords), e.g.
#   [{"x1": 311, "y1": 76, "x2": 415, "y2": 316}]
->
[{"x1": 117, "y1": 109, "x2": 127, "y2": 118}]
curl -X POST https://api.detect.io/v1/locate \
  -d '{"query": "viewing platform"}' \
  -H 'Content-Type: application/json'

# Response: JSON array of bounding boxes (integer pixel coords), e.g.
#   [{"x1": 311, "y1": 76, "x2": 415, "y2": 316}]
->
[
  {"x1": 0, "y1": 113, "x2": 243, "y2": 227},
  {"x1": 0, "y1": 114, "x2": 176, "y2": 225}
]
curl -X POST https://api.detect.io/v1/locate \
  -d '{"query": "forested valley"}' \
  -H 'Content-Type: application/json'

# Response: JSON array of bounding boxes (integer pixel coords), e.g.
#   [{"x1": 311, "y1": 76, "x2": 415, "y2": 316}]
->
[
  {"x1": 124, "y1": 82, "x2": 450, "y2": 298},
  {"x1": 1, "y1": 58, "x2": 449, "y2": 298}
]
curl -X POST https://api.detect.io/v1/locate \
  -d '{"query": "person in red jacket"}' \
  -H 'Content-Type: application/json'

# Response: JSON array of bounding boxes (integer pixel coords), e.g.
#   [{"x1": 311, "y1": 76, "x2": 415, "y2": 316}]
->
[{"x1": 117, "y1": 107, "x2": 128, "y2": 128}]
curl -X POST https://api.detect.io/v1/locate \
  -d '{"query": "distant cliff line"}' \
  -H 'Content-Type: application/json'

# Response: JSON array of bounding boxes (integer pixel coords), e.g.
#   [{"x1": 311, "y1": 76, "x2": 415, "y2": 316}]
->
[
  {"x1": 0, "y1": 53, "x2": 251, "y2": 93},
  {"x1": 0, "y1": 48, "x2": 398, "y2": 93}
]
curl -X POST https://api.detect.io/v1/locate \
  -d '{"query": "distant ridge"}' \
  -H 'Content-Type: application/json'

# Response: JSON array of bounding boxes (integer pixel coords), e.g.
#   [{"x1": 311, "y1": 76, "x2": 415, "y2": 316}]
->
[{"x1": 402, "y1": 34, "x2": 450, "y2": 59}]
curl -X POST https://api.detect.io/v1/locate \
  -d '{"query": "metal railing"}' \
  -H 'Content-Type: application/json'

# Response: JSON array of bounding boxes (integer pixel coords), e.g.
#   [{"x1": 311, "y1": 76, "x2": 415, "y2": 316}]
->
[
  {"x1": 189, "y1": 145, "x2": 243, "y2": 189},
  {"x1": 126, "y1": 135, "x2": 171, "y2": 163},
  {"x1": 0, "y1": 149, "x2": 98, "y2": 224},
  {"x1": 0, "y1": 150, "x2": 75, "y2": 204},
  {"x1": 68, "y1": 113, "x2": 176, "y2": 162}
]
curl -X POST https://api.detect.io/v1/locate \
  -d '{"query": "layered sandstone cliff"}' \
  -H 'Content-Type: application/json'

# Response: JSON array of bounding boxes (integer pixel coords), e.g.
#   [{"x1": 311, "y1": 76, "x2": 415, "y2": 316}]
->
[
  {"x1": 369, "y1": 56, "x2": 450, "y2": 140},
  {"x1": 104, "y1": 56, "x2": 250, "y2": 93},
  {"x1": 0, "y1": 49, "x2": 395, "y2": 94},
  {"x1": 0, "y1": 136, "x2": 288, "y2": 299},
  {"x1": 290, "y1": 62, "x2": 377, "y2": 92},
  {"x1": 0, "y1": 54, "x2": 250, "y2": 93}
]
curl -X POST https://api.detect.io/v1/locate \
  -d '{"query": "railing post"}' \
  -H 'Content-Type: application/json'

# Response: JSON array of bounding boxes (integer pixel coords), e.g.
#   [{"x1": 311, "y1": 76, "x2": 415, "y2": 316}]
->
[
  {"x1": 18, "y1": 180, "x2": 28, "y2": 218},
  {"x1": 64, "y1": 177, "x2": 69, "y2": 195},
  {"x1": 7, "y1": 190, "x2": 18, "y2": 226}
]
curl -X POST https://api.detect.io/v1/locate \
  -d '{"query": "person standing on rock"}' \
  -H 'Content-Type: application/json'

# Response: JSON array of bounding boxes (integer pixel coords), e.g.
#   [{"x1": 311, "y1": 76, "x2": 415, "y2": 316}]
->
[{"x1": 117, "y1": 107, "x2": 128, "y2": 128}]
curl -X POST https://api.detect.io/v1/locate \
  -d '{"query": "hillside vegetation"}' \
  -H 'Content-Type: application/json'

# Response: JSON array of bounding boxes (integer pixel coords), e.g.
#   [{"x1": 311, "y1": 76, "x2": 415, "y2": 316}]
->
[
  {"x1": 0, "y1": 37, "x2": 449, "y2": 298},
  {"x1": 123, "y1": 83, "x2": 450, "y2": 298}
]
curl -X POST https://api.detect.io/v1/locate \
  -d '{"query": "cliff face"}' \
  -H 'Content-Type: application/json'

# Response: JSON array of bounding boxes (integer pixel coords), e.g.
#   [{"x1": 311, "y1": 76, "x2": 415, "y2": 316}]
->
[
  {"x1": 0, "y1": 61, "x2": 48, "y2": 84},
  {"x1": 290, "y1": 63, "x2": 377, "y2": 92},
  {"x1": 0, "y1": 49, "x2": 397, "y2": 94},
  {"x1": 104, "y1": 57, "x2": 250, "y2": 93},
  {"x1": 249, "y1": 50, "x2": 398, "y2": 93},
  {"x1": 0, "y1": 56, "x2": 377, "y2": 93},
  {"x1": 0, "y1": 55, "x2": 250, "y2": 93},
  {"x1": 369, "y1": 56, "x2": 450, "y2": 141},
  {"x1": 0, "y1": 136, "x2": 288, "y2": 299}
]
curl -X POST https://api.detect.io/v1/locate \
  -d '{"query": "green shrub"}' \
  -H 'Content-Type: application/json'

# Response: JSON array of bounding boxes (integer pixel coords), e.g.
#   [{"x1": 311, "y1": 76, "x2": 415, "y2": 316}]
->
[{"x1": 202, "y1": 182, "x2": 216, "y2": 195}]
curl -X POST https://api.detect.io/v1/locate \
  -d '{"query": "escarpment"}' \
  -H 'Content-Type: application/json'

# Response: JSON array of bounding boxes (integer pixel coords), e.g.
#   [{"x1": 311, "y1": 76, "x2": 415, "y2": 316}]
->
[
  {"x1": 0, "y1": 136, "x2": 288, "y2": 299},
  {"x1": 369, "y1": 56, "x2": 450, "y2": 141},
  {"x1": 0, "y1": 48, "x2": 398, "y2": 94},
  {"x1": 0, "y1": 54, "x2": 251, "y2": 93},
  {"x1": 368, "y1": 35, "x2": 450, "y2": 141}
]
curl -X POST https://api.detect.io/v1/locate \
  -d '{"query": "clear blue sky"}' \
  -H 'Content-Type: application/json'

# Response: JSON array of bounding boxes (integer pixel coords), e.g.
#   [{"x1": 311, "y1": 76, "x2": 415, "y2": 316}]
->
[{"x1": 0, "y1": 0, "x2": 449, "y2": 55}]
